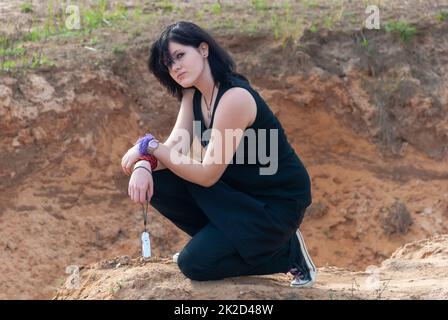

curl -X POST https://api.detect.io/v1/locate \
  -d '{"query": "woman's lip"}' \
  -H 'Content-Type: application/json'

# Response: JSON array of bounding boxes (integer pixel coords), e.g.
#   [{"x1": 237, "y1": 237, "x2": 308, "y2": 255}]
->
[{"x1": 178, "y1": 72, "x2": 186, "y2": 79}]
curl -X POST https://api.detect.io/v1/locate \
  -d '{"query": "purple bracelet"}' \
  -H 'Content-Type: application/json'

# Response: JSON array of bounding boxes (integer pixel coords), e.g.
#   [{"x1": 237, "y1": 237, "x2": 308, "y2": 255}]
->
[{"x1": 136, "y1": 133, "x2": 154, "y2": 156}]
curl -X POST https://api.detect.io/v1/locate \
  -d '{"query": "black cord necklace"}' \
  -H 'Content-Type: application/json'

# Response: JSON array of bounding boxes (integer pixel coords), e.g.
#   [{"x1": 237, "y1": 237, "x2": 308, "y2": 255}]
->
[{"x1": 203, "y1": 82, "x2": 217, "y2": 119}]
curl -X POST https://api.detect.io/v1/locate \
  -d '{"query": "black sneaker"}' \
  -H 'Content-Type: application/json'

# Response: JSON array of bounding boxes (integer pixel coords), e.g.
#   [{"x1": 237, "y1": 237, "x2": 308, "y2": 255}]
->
[{"x1": 289, "y1": 229, "x2": 317, "y2": 288}]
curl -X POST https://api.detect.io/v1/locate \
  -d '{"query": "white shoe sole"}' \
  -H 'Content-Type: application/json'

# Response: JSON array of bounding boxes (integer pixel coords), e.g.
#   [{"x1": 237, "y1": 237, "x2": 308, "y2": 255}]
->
[
  {"x1": 290, "y1": 229, "x2": 317, "y2": 288},
  {"x1": 173, "y1": 252, "x2": 179, "y2": 263}
]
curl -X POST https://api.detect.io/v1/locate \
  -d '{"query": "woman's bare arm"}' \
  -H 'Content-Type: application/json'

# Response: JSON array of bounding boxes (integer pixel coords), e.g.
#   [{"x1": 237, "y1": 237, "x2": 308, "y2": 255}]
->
[
  {"x1": 134, "y1": 88, "x2": 195, "y2": 172},
  {"x1": 152, "y1": 87, "x2": 256, "y2": 187}
]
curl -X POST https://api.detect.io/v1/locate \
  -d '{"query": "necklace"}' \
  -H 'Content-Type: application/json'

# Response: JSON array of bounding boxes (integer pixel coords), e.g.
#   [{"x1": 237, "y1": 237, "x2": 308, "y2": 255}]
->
[{"x1": 202, "y1": 82, "x2": 217, "y2": 119}]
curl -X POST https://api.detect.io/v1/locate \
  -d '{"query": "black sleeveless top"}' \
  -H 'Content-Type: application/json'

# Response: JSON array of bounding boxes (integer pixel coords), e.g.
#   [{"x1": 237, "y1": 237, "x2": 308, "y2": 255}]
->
[{"x1": 192, "y1": 75, "x2": 312, "y2": 208}]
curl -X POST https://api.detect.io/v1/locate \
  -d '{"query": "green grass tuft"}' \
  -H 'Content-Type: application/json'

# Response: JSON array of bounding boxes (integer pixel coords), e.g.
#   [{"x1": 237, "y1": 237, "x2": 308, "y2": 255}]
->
[
  {"x1": 385, "y1": 20, "x2": 417, "y2": 43},
  {"x1": 436, "y1": 10, "x2": 448, "y2": 22},
  {"x1": 20, "y1": 2, "x2": 33, "y2": 13}
]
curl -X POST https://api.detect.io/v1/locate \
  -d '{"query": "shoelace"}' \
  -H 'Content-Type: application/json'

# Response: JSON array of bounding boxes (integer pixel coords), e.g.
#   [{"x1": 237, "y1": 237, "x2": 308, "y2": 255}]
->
[{"x1": 289, "y1": 267, "x2": 306, "y2": 281}]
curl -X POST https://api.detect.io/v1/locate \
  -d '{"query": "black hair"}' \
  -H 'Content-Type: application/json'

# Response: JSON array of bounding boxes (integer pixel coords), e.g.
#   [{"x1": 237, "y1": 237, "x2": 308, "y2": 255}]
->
[{"x1": 148, "y1": 21, "x2": 248, "y2": 101}]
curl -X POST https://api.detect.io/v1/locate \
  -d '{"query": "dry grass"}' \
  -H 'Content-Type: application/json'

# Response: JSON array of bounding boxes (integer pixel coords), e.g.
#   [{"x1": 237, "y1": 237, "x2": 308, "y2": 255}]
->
[{"x1": 1, "y1": 0, "x2": 444, "y2": 73}]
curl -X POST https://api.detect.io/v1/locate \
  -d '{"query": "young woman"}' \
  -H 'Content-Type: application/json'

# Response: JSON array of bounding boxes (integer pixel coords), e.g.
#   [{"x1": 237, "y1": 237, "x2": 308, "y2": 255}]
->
[{"x1": 121, "y1": 21, "x2": 316, "y2": 287}]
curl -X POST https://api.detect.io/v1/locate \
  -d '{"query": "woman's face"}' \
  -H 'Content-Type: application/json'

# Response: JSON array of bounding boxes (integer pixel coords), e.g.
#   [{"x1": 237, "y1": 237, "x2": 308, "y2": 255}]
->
[{"x1": 166, "y1": 41, "x2": 207, "y2": 87}]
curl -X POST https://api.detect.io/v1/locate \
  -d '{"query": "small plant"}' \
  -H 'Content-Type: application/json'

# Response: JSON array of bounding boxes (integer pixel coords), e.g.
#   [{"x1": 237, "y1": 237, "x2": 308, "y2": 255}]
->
[
  {"x1": 385, "y1": 20, "x2": 417, "y2": 43},
  {"x1": 83, "y1": 9, "x2": 103, "y2": 30},
  {"x1": 1, "y1": 59, "x2": 16, "y2": 71},
  {"x1": 283, "y1": 0, "x2": 291, "y2": 9},
  {"x1": 436, "y1": 10, "x2": 448, "y2": 22},
  {"x1": 310, "y1": 23, "x2": 318, "y2": 33},
  {"x1": 349, "y1": 12, "x2": 359, "y2": 26},
  {"x1": 210, "y1": 3, "x2": 222, "y2": 15},
  {"x1": 133, "y1": 4, "x2": 143, "y2": 23},
  {"x1": 111, "y1": 3, "x2": 128, "y2": 20},
  {"x1": 252, "y1": 0, "x2": 268, "y2": 11},
  {"x1": 43, "y1": 1, "x2": 57, "y2": 37},
  {"x1": 132, "y1": 29, "x2": 142, "y2": 38},
  {"x1": 195, "y1": 8, "x2": 205, "y2": 20},
  {"x1": 270, "y1": 6, "x2": 304, "y2": 45},
  {"x1": 81, "y1": 0, "x2": 128, "y2": 32},
  {"x1": 329, "y1": 0, "x2": 345, "y2": 29},
  {"x1": 283, "y1": 0, "x2": 291, "y2": 17},
  {"x1": 112, "y1": 44, "x2": 126, "y2": 54},
  {"x1": 323, "y1": 15, "x2": 334, "y2": 29},
  {"x1": 30, "y1": 51, "x2": 55, "y2": 69},
  {"x1": 20, "y1": 2, "x2": 33, "y2": 13},
  {"x1": 304, "y1": 1, "x2": 319, "y2": 9},
  {"x1": 40, "y1": 54, "x2": 56, "y2": 67},
  {"x1": 109, "y1": 281, "x2": 123, "y2": 295},
  {"x1": 246, "y1": 19, "x2": 258, "y2": 34},
  {"x1": 271, "y1": 13, "x2": 280, "y2": 40},
  {"x1": 361, "y1": 38, "x2": 369, "y2": 48},
  {"x1": 58, "y1": 30, "x2": 79, "y2": 39},
  {"x1": 374, "y1": 279, "x2": 391, "y2": 299},
  {"x1": 0, "y1": 35, "x2": 9, "y2": 48},
  {"x1": 0, "y1": 37, "x2": 26, "y2": 72},
  {"x1": 142, "y1": 12, "x2": 155, "y2": 24},
  {"x1": 24, "y1": 29, "x2": 42, "y2": 42},
  {"x1": 156, "y1": 0, "x2": 175, "y2": 12},
  {"x1": 224, "y1": 16, "x2": 235, "y2": 29},
  {"x1": 350, "y1": 278, "x2": 360, "y2": 299},
  {"x1": 88, "y1": 37, "x2": 98, "y2": 46},
  {"x1": 0, "y1": 45, "x2": 25, "y2": 57}
]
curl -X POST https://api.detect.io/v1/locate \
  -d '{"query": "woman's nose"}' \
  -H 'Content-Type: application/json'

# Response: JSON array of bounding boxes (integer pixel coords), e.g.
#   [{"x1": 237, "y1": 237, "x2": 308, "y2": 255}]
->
[
  {"x1": 174, "y1": 63, "x2": 182, "y2": 72},
  {"x1": 170, "y1": 59, "x2": 181, "y2": 70}
]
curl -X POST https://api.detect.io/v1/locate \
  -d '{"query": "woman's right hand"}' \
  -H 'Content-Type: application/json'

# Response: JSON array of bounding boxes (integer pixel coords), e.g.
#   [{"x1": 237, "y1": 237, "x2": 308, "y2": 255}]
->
[{"x1": 128, "y1": 161, "x2": 154, "y2": 204}]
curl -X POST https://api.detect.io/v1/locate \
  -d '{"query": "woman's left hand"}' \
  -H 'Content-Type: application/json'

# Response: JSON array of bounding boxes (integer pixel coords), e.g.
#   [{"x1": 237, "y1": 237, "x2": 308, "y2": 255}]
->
[{"x1": 121, "y1": 144, "x2": 141, "y2": 176}]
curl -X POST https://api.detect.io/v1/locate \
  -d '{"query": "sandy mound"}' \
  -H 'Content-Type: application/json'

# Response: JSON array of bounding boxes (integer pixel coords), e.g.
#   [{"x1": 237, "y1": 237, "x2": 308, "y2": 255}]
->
[
  {"x1": 1, "y1": 0, "x2": 447, "y2": 299},
  {"x1": 54, "y1": 235, "x2": 448, "y2": 300}
]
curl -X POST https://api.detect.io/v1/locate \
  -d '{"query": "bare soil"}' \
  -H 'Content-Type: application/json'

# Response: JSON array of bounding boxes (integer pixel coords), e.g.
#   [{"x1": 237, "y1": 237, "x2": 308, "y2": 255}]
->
[{"x1": 1, "y1": 0, "x2": 447, "y2": 299}]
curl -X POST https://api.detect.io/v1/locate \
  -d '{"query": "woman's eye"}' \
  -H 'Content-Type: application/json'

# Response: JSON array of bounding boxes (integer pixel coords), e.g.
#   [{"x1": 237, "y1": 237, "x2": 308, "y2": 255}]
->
[{"x1": 177, "y1": 53, "x2": 184, "y2": 59}]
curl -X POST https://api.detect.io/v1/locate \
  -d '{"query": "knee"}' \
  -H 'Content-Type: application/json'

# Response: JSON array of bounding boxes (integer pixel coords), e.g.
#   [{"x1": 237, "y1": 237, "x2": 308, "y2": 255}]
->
[{"x1": 177, "y1": 249, "x2": 212, "y2": 281}]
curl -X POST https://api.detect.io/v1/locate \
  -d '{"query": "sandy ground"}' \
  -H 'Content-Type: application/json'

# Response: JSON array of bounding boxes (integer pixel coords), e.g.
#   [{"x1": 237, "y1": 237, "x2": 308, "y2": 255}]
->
[
  {"x1": 1, "y1": 0, "x2": 447, "y2": 299},
  {"x1": 54, "y1": 235, "x2": 448, "y2": 300}
]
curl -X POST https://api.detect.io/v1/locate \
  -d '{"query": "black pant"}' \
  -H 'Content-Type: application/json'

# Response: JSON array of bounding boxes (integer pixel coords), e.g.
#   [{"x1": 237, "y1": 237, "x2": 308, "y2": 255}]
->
[{"x1": 149, "y1": 169, "x2": 303, "y2": 281}]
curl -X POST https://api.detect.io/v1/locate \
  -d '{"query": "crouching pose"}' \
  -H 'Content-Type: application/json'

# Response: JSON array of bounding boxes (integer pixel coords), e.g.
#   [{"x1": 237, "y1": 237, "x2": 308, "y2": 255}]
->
[{"x1": 121, "y1": 21, "x2": 316, "y2": 287}]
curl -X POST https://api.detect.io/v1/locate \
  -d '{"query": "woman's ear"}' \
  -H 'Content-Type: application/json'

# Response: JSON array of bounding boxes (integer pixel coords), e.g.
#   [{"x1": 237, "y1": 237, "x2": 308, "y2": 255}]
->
[{"x1": 199, "y1": 42, "x2": 209, "y2": 57}]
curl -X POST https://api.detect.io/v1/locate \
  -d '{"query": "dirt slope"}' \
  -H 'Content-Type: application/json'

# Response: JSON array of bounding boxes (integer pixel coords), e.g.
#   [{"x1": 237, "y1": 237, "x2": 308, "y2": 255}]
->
[
  {"x1": 54, "y1": 235, "x2": 448, "y2": 300},
  {"x1": 1, "y1": 0, "x2": 447, "y2": 299}
]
